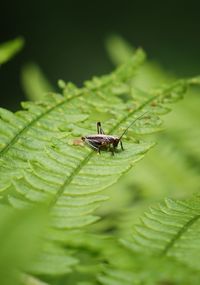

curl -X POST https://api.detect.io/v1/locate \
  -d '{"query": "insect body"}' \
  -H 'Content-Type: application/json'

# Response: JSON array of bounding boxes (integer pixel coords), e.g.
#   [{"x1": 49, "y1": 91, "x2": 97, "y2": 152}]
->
[{"x1": 81, "y1": 112, "x2": 147, "y2": 155}]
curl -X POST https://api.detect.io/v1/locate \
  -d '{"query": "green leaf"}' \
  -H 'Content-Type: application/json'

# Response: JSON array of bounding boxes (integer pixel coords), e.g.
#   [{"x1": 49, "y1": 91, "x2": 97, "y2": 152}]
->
[
  {"x1": 21, "y1": 274, "x2": 50, "y2": 285},
  {"x1": 0, "y1": 204, "x2": 47, "y2": 285},
  {"x1": 0, "y1": 48, "x2": 197, "y2": 229},
  {"x1": 126, "y1": 196, "x2": 200, "y2": 271},
  {"x1": 98, "y1": 257, "x2": 200, "y2": 285},
  {"x1": 21, "y1": 63, "x2": 54, "y2": 101},
  {"x1": 27, "y1": 241, "x2": 78, "y2": 276},
  {"x1": 0, "y1": 51, "x2": 189, "y2": 222},
  {"x1": 0, "y1": 37, "x2": 24, "y2": 65},
  {"x1": 105, "y1": 34, "x2": 170, "y2": 91},
  {"x1": 105, "y1": 35, "x2": 134, "y2": 66},
  {"x1": 0, "y1": 44, "x2": 200, "y2": 278},
  {"x1": 105, "y1": 34, "x2": 200, "y2": 205},
  {"x1": 101, "y1": 35, "x2": 200, "y2": 283},
  {"x1": 56, "y1": 231, "x2": 200, "y2": 285}
]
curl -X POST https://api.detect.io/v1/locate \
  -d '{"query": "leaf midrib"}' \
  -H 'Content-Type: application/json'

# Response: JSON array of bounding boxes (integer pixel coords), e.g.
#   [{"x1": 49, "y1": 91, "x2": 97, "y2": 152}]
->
[
  {"x1": 0, "y1": 97, "x2": 75, "y2": 157},
  {"x1": 49, "y1": 94, "x2": 158, "y2": 207},
  {"x1": 162, "y1": 213, "x2": 200, "y2": 256}
]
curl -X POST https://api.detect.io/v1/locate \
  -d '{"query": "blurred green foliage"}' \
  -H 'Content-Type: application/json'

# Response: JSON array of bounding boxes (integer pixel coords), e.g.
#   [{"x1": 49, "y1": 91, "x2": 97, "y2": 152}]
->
[
  {"x1": 21, "y1": 64, "x2": 54, "y2": 101},
  {"x1": 0, "y1": 205, "x2": 48, "y2": 285},
  {"x1": 0, "y1": 37, "x2": 24, "y2": 65},
  {"x1": 0, "y1": 35, "x2": 200, "y2": 285}
]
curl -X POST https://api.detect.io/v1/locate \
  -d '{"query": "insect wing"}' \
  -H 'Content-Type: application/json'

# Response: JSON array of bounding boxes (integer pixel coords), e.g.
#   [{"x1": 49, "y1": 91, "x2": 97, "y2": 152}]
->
[
  {"x1": 97, "y1": 122, "x2": 105, "y2": 134},
  {"x1": 85, "y1": 136, "x2": 103, "y2": 148},
  {"x1": 84, "y1": 135, "x2": 112, "y2": 151},
  {"x1": 84, "y1": 138, "x2": 99, "y2": 151}
]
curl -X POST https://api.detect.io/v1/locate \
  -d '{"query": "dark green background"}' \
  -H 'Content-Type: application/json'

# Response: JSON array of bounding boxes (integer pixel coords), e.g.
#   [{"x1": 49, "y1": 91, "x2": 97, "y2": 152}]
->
[{"x1": 1, "y1": 0, "x2": 200, "y2": 110}]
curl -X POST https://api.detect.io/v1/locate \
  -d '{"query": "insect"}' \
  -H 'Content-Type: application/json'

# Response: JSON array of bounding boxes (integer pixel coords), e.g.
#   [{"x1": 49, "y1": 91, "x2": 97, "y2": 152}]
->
[{"x1": 81, "y1": 112, "x2": 148, "y2": 155}]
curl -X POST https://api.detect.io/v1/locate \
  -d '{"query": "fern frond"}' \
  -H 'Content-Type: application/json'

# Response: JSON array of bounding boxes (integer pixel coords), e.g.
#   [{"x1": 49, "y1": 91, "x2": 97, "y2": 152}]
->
[
  {"x1": 104, "y1": 35, "x2": 200, "y2": 206},
  {"x1": 1, "y1": 46, "x2": 199, "y2": 277},
  {"x1": 0, "y1": 37, "x2": 24, "y2": 64},
  {"x1": 0, "y1": 49, "x2": 156, "y2": 276},
  {"x1": 0, "y1": 51, "x2": 198, "y2": 232},
  {"x1": 56, "y1": 231, "x2": 200, "y2": 285},
  {"x1": 125, "y1": 196, "x2": 200, "y2": 270},
  {"x1": 1, "y1": 73, "x2": 192, "y2": 225},
  {"x1": 0, "y1": 48, "x2": 145, "y2": 189}
]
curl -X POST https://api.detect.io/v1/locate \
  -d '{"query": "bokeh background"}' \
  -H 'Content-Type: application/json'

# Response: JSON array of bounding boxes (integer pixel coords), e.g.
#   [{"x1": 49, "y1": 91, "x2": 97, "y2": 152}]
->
[{"x1": 1, "y1": 0, "x2": 200, "y2": 110}]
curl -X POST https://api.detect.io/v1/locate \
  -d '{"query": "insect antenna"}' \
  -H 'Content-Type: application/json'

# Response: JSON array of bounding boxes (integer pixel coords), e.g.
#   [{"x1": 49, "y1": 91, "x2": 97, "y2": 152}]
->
[{"x1": 118, "y1": 111, "x2": 148, "y2": 140}]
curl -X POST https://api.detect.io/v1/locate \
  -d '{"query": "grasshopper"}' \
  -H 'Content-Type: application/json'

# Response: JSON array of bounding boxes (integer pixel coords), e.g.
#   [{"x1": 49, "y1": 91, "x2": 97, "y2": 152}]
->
[{"x1": 81, "y1": 112, "x2": 148, "y2": 155}]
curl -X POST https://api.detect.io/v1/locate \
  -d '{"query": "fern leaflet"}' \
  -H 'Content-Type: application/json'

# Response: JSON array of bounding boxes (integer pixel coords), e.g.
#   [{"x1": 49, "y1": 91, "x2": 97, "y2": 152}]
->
[{"x1": 124, "y1": 196, "x2": 200, "y2": 271}]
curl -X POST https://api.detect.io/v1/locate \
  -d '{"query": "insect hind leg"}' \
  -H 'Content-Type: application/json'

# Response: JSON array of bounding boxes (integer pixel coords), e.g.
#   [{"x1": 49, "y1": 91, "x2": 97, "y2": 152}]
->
[
  {"x1": 85, "y1": 138, "x2": 101, "y2": 154},
  {"x1": 97, "y1": 122, "x2": 105, "y2": 134}
]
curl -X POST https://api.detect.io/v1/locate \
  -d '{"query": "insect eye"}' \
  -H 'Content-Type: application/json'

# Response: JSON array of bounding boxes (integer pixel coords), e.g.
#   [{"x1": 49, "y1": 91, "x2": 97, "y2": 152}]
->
[{"x1": 81, "y1": 137, "x2": 85, "y2": 141}]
